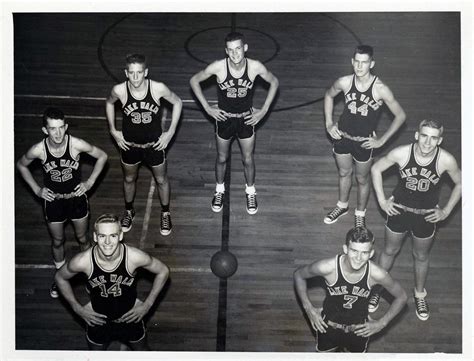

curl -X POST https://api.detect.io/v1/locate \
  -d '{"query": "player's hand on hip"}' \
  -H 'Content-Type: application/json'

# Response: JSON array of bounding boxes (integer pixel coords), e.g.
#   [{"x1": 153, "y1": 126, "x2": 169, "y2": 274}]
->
[
  {"x1": 37, "y1": 187, "x2": 56, "y2": 202},
  {"x1": 116, "y1": 299, "x2": 150, "y2": 323},
  {"x1": 381, "y1": 196, "x2": 402, "y2": 216},
  {"x1": 424, "y1": 207, "x2": 448, "y2": 223},
  {"x1": 207, "y1": 105, "x2": 227, "y2": 121},
  {"x1": 354, "y1": 318, "x2": 384, "y2": 337},
  {"x1": 326, "y1": 124, "x2": 342, "y2": 140},
  {"x1": 306, "y1": 306, "x2": 328, "y2": 333},
  {"x1": 74, "y1": 181, "x2": 92, "y2": 197},
  {"x1": 153, "y1": 132, "x2": 173, "y2": 151},
  {"x1": 77, "y1": 303, "x2": 107, "y2": 326},
  {"x1": 361, "y1": 131, "x2": 382, "y2": 149},
  {"x1": 244, "y1": 108, "x2": 265, "y2": 126},
  {"x1": 111, "y1": 130, "x2": 131, "y2": 151}
]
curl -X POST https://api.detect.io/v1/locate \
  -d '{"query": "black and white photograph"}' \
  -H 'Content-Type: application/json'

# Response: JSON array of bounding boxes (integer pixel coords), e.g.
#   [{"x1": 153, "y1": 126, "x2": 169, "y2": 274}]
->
[{"x1": 1, "y1": 1, "x2": 472, "y2": 360}]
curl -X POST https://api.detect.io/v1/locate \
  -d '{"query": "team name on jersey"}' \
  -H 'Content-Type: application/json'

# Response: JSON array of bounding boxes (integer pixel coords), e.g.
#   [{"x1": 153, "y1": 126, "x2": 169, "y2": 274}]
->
[
  {"x1": 123, "y1": 101, "x2": 159, "y2": 116},
  {"x1": 218, "y1": 78, "x2": 254, "y2": 91},
  {"x1": 345, "y1": 92, "x2": 382, "y2": 111},
  {"x1": 43, "y1": 159, "x2": 79, "y2": 173},
  {"x1": 400, "y1": 167, "x2": 440, "y2": 185},
  {"x1": 88, "y1": 274, "x2": 135, "y2": 288},
  {"x1": 327, "y1": 285, "x2": 370, "y2": 298}
]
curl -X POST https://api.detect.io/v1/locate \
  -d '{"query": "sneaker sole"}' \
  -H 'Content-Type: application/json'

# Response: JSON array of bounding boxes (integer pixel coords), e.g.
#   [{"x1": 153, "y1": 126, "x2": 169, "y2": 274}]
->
[
  {"x1": 50, "y1": 292, "x2": 59, "y2": 299},
  {"x1": 368, "y1": 304, "x2": 379, "y2": 313},
  {"x1": 247, "y1": 208, "x2": 258, "y2": 215},
  {"x1": 160, "y1": 229, "x2": 172, "y2": 236},
  {"x1": 415, "y1": 311, "x2": 429, "y2": 321},
  {"x1": 324, "y1": 210, "x2": 349, "y2": 224},
  {"x1": 211, "y1": 205, "x2": 223, "y2": 213}
]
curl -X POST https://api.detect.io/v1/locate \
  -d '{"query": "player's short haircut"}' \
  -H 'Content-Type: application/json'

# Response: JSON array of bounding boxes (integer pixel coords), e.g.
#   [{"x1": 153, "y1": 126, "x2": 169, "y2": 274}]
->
[
  {"x1": 353, "y1": 45, "x2": 374, "y2": 59},
  {"x1": 225, "y1": 32, "x2": 246, "y2": 45},
  {"x1": 345, "y1": 227, "x2": 375, "y2": 246},
  {"x1": 94, "y1": 213, "x2": 120, "y2": 231},
  {"x1": 42, "y1": 107, "x2": 65, "y2": 127},
  {"x1": 419, "y1": 119, "x2": 444, "y2": 137},
  {"x1": 125, "y1": 53, "x2": 147, "y2": 68}
]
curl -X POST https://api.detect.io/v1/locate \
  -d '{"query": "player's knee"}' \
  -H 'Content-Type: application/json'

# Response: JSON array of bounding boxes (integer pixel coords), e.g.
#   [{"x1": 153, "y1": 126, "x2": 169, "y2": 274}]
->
[
  {"x1": 355, "y1": 173, "x2": 370, "y2": 185},
  {"x1": 338, "y1": 167, "x2": 352, "y2": 178},
  {"x1": 124, "y1": 173, "x2": 138, "y2": 184},
  {"x1": 383, "y1": 245, "x2": 401, "y2": 257},
  {"x1": 241, "y1": 153, "x2": 254, "y2": 167},
  {"x1": 412, "y1": 249, "x2": 430, "y2": 262},
  {"x1": 217, "y1": 152, "x2": 228, "y2": 164},
  {"x1": 154, "y1": 174, "x2": 168, "y2": 186},
  {"x1": 51, "y1": 237, "x2": 65, "y2": 248}
]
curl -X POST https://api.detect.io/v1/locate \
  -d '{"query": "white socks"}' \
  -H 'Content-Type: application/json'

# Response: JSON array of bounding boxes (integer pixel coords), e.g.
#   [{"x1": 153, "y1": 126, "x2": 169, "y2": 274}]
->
[
  {"x1": 355, "y1": 209, "x2": 367, "y2": 217},
  {"x1": 337, "y1": 201, "x2": 349, "y2": 209},
  {"x1": 216, "y1": 183, "x2": 225, "y2": 193},
  {"x1": 54, "y1": 259, "x2": 66, "y2": 269},
  {"x1": 245, "y1": 184, "x2": 256, "y2": 195}
]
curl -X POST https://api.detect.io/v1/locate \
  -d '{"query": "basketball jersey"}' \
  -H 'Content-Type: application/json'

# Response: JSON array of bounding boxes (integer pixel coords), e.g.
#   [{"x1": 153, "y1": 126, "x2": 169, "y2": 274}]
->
[
  {"x1": 42, "y1": 135, "x2": 81, "y2": 193},
  {"x1": 121, "y1": 79, "x2": 162, "y2": 143},
  {"x1": 392, "y1": 143, "x2": 442, "y2": 208},
  {"x1": 322, "y1": 254, "x2": 371, "y2": 324},
  {"x1": 87, "y1": 244, "x2": 137, "y2": 320},
  {"x1": 339, "y1": 75, "x2": 383, "y2": 137},
  {"x1": 217, "y1": 59, "x2": 255, "y2": 113}
]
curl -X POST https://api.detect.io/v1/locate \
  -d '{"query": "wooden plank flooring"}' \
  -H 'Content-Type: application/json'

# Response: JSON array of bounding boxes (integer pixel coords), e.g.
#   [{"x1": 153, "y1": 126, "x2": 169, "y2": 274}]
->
[{"x1": 11, "y1": 12, "x2": 463, "y2": 355}]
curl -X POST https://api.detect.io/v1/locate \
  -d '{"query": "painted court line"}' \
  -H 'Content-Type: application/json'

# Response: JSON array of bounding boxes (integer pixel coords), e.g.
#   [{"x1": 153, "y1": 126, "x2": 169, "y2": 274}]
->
[
  {"x1": 139, "y1": 176, "x2": 156, "y2": 249},
  {"x1": 15, "y1": 94, "x2": 208, "y2": 103}
]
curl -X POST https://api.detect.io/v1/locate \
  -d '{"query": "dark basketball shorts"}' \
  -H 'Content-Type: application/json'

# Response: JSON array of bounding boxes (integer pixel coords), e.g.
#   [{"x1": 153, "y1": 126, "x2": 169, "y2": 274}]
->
[
  {"x1": 316, "y1": 313, "x2": 368, "y2": 352},
  {"x1": 86, "y1": 320, "x2": 146, "y2": 346},
  {"x1": 386, "y1": 209, "x2": 436, "y2": 239},
  {"x1": 121, "y1": 146, "x2": 166, "y2": 167},
  {"x1": 44, "y1": 194, "x2": 89, "y2": 223},
  {"x1": 333, "y1": 137, "x2": 373, "y2": 163},
  {"x1": 216, "y1": 110, "x2": 255, "y2": 140}
]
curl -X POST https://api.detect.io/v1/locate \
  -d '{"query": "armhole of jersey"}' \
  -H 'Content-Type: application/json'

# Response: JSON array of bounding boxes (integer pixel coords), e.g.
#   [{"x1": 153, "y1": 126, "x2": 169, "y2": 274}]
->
[
  {"x1": 371, "y1": 76, "x2": 381, "y2": 103},
  {"x1": 123, "y1": 244, "x2": 135, "y2": 278},
  {"x1": 435, "y1": 147, "x2": 442, "y2": 176},
  {"x1": 344, "y1": 75, "x2": 354, "y2": 96},
  {"x1": 399, "y1": 144, "x2": 412, "y2": 169},
  {"x1": 366, "y1": 260, "x2": 373, "y2": 290},
  {"x1": 149, "y1": 80, "x2": 161, "y2": 106},
  {"x1": 217, "y1": 59, "x2": 228, "y2": 85},
  {"x1": 326, "y1": 255, "x2": 339, "y2": 287},
  {"x1": 68, "y1": 135, "x2": 80, "y2": 162},
  {"x1": 87, "y1": 247, "x2": 95, "y2": 279},
  {"x1": 40, "y1": 139, "x2": 47, "y2": 164},
  {"x1": 123, "y1": 82, "x2": 128, "y2": 107}
]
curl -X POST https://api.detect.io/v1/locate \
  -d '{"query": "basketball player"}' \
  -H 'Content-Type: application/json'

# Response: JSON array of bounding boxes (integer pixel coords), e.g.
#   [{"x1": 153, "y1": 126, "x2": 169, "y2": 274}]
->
[
  {"x1": 324, "y1": 45, "x2": 406, "y2": 227},
  {"x1": 16, "y1": 107, "x2": 108, "y2": 298},
  {"x1": 294, "y1": 227, "x2": 407, "y2": 352},
  {"x1": 106, "y1": 54, "x2": 182, "y2": 235},
  {"x1": 369, "y1": 119, "x2": 461, "y2": 321},
  {"x1": 190, "y1": 32, "x2": 279, "y2": 214},
  {"x1": 55, "y1": 213, "x2": 169, "y2": 350}
]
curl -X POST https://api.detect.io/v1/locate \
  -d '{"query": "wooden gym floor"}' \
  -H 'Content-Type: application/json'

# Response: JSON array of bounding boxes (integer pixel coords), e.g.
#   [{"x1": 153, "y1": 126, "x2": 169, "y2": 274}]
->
[{"x1": 12, "y1": 12, "x2": 463, "y2": 354}]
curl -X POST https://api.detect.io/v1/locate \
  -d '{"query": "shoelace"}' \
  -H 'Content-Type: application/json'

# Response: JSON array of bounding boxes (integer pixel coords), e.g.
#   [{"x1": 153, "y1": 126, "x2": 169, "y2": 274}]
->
[
  {"x1": 415, "y1": 297, "x2": 428, "y2": 312},
  {"x1": 369, "y1": 293, "x2": 380, "y2": 304},
  {"x1": 161, "y1": 213, "x2": 170, "y2": 229},
  {"x1": 355, "y1": 215, "x2": 366, "y2": 227},
  {"x1": 122, "y1": 211, "x2": 133, "y2": 225},
  {"x1": 329, "y1": 207, "x2": 344, "y2": 218},
  {"x1": 247, "y1": 194, "x2": 256, "y2": 208},
  {"x1": 214, "y1": 192, "x2": 223, "y2": 204}
]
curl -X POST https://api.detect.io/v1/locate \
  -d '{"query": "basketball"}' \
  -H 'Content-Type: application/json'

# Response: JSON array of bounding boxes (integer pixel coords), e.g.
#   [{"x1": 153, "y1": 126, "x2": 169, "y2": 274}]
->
[{"x1": 210, "y1": 251, "x2": 238, "y2": 278}]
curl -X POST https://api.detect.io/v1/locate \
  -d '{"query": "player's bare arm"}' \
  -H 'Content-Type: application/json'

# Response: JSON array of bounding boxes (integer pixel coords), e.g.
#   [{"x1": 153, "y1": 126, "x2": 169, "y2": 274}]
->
[
  {"x1": 151, "y1": 81, "x2": 183, "y2": 151},
  {"x1": 425, "y1": 150, "x2": 461, "y2": 223},
  {"x1": 117, "y1": 247, "x2": 170, "y2": 323},
  {"x1": 362, "y1": 81, "x2": 406, "y2": 149},
  {"x1": 371, "y1": 145, "x2": 408, "y2": 215},
  {"x1": 294, "y1": 258, "x2": 334, "y2": 333},
  {"x1": 244, "y1": 59, "x2": 279, "y2": 126},
  {"x1": 105, "y1": 83, "x2": 130, "y2": 150},
  {"x1": 55, "y1": 251, "x2": 108, "y2": 326},
  {"x1": 17, "y1": 142, "x2": 56, "y2": 202},
  {"x1": 70, "y1": 136, "x2": 108, "y2": 196},
  {"x1": 190, "y1": 60, "x2": 228, "y2": 121},
  {"x1": 354, "y1": 263, "x2": 407, "y2": 337},
  {"x1": 324, "y1": 76, "x2": 351, "y2": 139}
]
